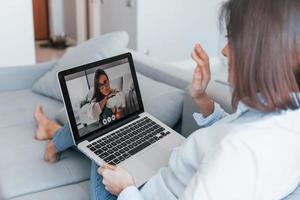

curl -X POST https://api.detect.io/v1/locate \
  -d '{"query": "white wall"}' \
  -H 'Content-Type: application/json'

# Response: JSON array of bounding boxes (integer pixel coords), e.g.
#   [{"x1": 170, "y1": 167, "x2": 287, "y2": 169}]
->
[
  {"x1": 63, "y1": 0, "x2": 77, "y2": 40},
  {"x1": 138, "y1": 0, "x2": 226, "y2": 62},
  {"x1": 101, "y1": 0, "x2": 137, "y2": 49},
  {"x1": 48, "y1": 0, "x2": 65, "y2": 37},
  {"x1": 0, "y1": 0, "x2": 35, "y2": 67}
]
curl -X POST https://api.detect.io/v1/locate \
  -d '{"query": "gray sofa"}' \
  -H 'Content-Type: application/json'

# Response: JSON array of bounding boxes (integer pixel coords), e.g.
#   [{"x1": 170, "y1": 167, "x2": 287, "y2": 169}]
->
[{"x1": 0, "y1": 50, "x2": 189, "y2": 200}]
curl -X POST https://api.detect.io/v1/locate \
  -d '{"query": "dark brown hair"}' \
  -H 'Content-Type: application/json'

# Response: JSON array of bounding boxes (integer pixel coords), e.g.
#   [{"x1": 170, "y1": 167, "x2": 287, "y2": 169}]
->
[
  {"x1": 93, "y1": 69, "x2": 109, "y2": 102},
  {"x1": 220, "y1": 0, "x2": 300, "y2": 111}
]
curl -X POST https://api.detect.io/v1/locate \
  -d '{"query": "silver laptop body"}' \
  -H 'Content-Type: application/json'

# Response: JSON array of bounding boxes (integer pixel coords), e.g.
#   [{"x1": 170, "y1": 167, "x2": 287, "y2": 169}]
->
[{"x1": 58, "y1": 53, "x2": 185, "y2": 186}]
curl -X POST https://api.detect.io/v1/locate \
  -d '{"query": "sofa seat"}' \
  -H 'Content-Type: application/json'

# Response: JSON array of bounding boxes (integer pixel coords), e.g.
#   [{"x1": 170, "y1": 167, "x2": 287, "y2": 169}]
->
[
  {"x1": 0, "y1": 72, "x2": 184, "y2": 199},
  {"x1": 0, "y1": 89, "x2": 91, "y2": 199},
  {"x1": 0, "y1": 89, "x2": 62, "y2": 129},
  {"x1": 11, "y1": 181, "x2": 90, "y2": 200}
]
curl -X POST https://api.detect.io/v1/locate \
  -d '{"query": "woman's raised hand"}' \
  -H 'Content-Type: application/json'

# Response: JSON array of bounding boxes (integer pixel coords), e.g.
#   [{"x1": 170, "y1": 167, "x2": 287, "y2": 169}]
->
[{"x1": 190, "y1": 43, "x2": 211, "y2": 98}]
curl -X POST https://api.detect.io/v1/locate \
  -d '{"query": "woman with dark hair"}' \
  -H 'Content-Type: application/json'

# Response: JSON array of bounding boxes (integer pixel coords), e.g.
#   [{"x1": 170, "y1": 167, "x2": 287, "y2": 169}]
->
[
  {"x1": 94, "y1": 0, "x2": 300, "y2": 199},
  {"x1": 33, "y1": 0, "x2": 300, "y2": 199},
  {"x1": 81, "y1": 68, "x2": 122, "y2": 125}
]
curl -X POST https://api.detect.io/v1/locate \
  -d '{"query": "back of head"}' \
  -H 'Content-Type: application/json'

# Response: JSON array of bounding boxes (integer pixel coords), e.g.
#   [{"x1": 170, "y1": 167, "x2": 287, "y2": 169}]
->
[{"x1": 221, "y1": 0, "x2": 300, "y2": 111}]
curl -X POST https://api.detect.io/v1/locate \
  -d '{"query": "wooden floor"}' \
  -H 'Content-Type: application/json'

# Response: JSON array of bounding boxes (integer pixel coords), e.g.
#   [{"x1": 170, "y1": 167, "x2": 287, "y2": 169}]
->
[{"x1": 35, "y1": 41, "x2": 67, "y2": 63}]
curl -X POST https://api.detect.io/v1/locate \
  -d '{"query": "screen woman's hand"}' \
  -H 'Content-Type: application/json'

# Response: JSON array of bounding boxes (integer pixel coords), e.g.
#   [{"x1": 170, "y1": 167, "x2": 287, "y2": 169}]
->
[
  {"x1": 99, "y1": 96, "x2": 109, "y2": 110},
  {"x1": 190, "y1": 43, "x2": 211, "y2": 98}
]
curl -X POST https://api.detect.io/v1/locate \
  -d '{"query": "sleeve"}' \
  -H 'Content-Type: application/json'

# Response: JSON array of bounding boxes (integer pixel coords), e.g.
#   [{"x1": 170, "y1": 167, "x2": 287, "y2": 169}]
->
[
  {"x1": 118, "y1": 186, "x2": 144, "y2": 200},
  {"x1": 193, "y1": 102, "x2": 227, "y2": 128},
  {"x1": 87, "y1": 100, "x2": 102, "y2": 120},
  {"x1": 179, "y1": 136, "x2": 257, "y2": 200},
  {"x1": 106, "y1": 91, "x2": 125, "y2": 109}
]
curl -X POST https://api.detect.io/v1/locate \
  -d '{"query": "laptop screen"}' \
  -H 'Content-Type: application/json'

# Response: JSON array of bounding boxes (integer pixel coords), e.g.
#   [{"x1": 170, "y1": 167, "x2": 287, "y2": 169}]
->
[{"x1": 63, "y1": 56, "x2": 141, "y2": 139}]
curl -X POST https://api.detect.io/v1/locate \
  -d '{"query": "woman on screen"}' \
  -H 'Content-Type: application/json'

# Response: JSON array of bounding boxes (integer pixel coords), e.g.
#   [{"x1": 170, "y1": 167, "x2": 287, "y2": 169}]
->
[
  {"x1": 79, "y1": 68, "x2": 138, "y2": 126},
  {"x1": 81, "y1": 69, "x2": 122, "y2": 125}
]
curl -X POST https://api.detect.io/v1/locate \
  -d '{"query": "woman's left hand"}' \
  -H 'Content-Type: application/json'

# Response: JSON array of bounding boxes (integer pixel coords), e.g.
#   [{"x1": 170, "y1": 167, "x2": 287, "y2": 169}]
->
[{"x1": 98, "y1": 163, "x2": 136, "y2": 196}]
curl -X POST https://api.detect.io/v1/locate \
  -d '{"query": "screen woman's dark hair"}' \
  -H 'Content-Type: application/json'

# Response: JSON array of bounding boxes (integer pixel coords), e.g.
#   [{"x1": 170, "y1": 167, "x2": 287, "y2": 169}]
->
[
  {"x1": 220, "y1": 0, "x2": 300, "y2": 111},
  {"x1": 93, "y1": 69, "x2": 109, "y2": 102}
]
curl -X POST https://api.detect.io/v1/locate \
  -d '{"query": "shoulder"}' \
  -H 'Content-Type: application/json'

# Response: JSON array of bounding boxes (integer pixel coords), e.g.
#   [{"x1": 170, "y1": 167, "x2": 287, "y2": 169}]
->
[{"x1": 187, "y1": 108, "x2": 300, "y2": 160}]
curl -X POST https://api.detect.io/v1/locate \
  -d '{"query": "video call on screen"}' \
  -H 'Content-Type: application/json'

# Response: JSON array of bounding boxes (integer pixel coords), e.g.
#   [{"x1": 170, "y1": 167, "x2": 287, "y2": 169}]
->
[{"x1": 65, "y1": 59, "x2": 139, "y2": 137}]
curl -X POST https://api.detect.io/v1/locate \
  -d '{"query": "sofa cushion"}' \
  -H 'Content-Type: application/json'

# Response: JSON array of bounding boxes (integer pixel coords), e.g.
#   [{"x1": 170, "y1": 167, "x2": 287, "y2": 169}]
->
[
  {"x1": 11, "y1": 181, "x2": 90, "y2": 200},
  {"x1": 0, "y1": 89, "x2": 63, "y2": 129},
  {"x1": 32, "y1": 31, "x2": 129, "y2": 101},
  {"x1": 55, "y1": 73, "x2": 184, "y2": 128},
  {"x1": 0, "y1": 90, "x2": 90, "y2": 199},
  {"x1": 138, "y1": 73, "x2": 184, "y2": 127}
]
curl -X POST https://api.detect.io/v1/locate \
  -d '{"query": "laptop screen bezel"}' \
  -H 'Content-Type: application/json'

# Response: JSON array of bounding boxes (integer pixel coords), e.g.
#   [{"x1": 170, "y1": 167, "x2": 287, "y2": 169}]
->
[{"x1": 57, "y1": 53, "x2": 144, "y2": 145}]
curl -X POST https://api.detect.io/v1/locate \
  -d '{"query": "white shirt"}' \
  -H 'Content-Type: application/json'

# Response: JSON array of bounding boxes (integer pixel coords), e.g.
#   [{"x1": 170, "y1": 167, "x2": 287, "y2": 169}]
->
[{"x1": 118, "y1": 102, "x2": 300, "y2": 200}]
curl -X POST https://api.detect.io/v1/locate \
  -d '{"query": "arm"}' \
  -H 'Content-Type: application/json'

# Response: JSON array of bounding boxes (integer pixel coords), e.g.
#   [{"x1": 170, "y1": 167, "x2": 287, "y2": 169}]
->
[
  {"x1": 86, "y1": 99, "x2": 105, "y2": 120},
  {"x1": 193, "y1": 102, "x2": 227, "y2": 127},
  {"x1": 98, "y1": 96, "x2": 108, "y2": 111},
  {"x1": 179, "y1": 136, "x2": 257, "y2": 200},
  {"x1": 189, "y1": 43, "x2": 213, "y2": 117},
  {"x1": 98, "y1": 164, "x2": 144, "y2": 200},
  {"x1": 181, "y1": 44, "x2": 225, "y2": 134}
]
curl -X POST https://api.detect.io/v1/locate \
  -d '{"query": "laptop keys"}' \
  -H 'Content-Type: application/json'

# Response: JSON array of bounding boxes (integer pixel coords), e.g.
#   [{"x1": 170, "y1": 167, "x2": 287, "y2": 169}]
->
[
  {"x1": 95, "y1": 149, "x2": 103, "y2": 155},
  {"x1": 113, "y1": 158, "x2": 120, "y2": 164},
  {"x1": 104, "y1": 155, "x2": 116, "y2": 163},
  {"x1": 102, "y1": 146, "x2": 108, "y2": 151},
  {"x1": 112, "y1": 147, "x2": 118, "y2": 151},
  {"x1": 99, "y1": 152, "x2": 109, "y2": 159},
  {"x1": 90, "y1": 117, "x2": 169, "y2": 165},
  {"x1": 123, "y1": 153, "x2": 131, "y2": 159},
  {"x1": 128, "y1": 141, "x2": 151, "y2": 156},
  {"x1": 107, "y1": 149, "x2": 114, "y2": 154},
  {"x1": 118, "y1": 156, "x2": 125, "y2": 161},
  {"x1": 119, "y1": 149, "x2": 125, "y2": 154},
  {"x1": 90, "y1": 147, "x2": 96, "y2": 151}
]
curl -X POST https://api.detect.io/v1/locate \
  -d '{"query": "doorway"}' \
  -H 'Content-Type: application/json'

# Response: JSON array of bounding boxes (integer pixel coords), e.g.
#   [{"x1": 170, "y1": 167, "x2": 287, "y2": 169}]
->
[{"x1": 32, "y1": 0, "x2": 49, "y2": 40}]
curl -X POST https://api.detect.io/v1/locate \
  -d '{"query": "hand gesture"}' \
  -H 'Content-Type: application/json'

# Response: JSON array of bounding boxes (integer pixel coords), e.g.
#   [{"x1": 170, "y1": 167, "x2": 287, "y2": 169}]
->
[{"x1": 190, "y1": 43, "x2": 211, "y2": 98}]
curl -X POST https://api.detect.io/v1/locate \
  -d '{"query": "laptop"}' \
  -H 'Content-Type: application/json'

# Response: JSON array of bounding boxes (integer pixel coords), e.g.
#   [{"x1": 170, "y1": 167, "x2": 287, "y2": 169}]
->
[{"x1": 57, "y1": 53, "x2": 185, "y2": 186}]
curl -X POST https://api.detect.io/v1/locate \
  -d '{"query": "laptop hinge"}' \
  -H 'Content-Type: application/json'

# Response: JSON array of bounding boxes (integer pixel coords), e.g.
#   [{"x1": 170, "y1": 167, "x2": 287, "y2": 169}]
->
[{"x1": 85, "y1": 114, "x2": 140, "y2": 142}]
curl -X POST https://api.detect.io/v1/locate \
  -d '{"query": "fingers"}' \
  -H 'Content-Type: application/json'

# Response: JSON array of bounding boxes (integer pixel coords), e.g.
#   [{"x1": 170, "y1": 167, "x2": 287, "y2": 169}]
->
[
  {"x1": 98, "y1": 166, "x2": 105, "y2": 175},
  {"x1": 194, "y1": 43, "x2": 209, "y2": 62},
  {"x1": 191, "y1": 51, "x2": 206, "y2": 79},
  {"x1": 191, "y1": 51, "x2": 205, "y2": 67},
  {"x1": 103, "y1": 163, "x2": 116, "y2": 170},
  {"x1": 98, "y1": 163, "x2": 116, "y2": 176},
  {"x1": 191, "y1": 43, "x2": 211, "y2": 79}
]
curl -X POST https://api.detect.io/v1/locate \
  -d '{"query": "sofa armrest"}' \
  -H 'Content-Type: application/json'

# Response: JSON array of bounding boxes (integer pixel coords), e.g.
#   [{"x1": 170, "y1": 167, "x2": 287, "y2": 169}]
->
[
  {"x1": 181, "y1": 80, "x2": 234, "y2": 137},
  {"x1": 129, "y1": 50, "x2": 190, "y2": 90},
  {"x1": 0, "y1": 61, "x2": 56, "y2": 92},
  {"x1": 181, "y1": 89, "x2": 200, "y2": 137}
]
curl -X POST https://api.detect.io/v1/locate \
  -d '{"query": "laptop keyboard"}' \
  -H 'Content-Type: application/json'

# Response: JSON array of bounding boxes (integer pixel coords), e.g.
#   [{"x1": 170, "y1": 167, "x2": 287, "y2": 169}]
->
[{"x1": 87, "y1": 116, "x2": 170, "y2": 165}]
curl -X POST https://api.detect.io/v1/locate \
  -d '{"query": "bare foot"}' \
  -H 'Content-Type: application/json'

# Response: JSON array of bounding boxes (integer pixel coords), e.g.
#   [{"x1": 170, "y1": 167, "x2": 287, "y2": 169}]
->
[
  {"x1": 44, "y1": 141, "x2": 59, "y2": 163},
  {"x1": 34, "y1": 105, "x2": 61, "y2": 140}
]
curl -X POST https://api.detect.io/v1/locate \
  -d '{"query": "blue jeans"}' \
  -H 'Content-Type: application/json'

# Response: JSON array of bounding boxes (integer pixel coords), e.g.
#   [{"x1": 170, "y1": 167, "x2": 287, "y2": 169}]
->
[
  {"x1": 52, "y1": 124, "x2": 117, "y2": 200},
  {"x1": 52, "y1": 125, "x2": 300, "y2": 200}
]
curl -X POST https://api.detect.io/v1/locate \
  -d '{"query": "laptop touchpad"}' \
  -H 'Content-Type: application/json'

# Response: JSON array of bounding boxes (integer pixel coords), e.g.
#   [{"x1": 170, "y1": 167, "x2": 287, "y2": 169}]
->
[{"x1": 137, "y1": 145, "x2": 171, "y2": 171}]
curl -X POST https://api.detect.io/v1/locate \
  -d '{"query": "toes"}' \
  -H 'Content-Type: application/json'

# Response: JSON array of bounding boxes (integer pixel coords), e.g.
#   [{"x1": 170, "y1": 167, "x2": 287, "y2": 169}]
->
[
  {"x1": 39, "y1": 105, "x2": 44, "y2": 113},
  {"x1": 35, "y1": 127, "x2": 47, "y2": 141},
  {"x1": 44, "y1": 142, "x2": 58, "y2": 163}
]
